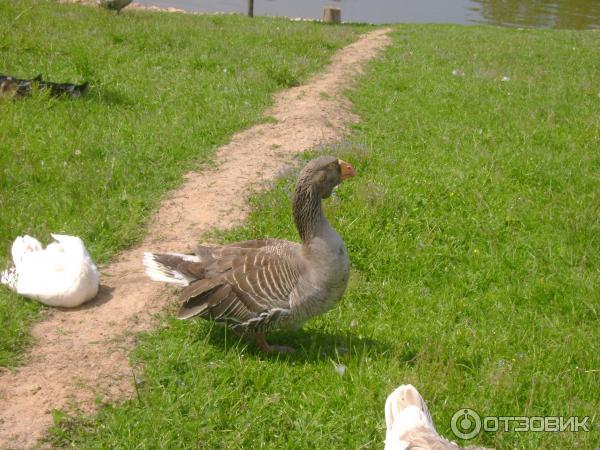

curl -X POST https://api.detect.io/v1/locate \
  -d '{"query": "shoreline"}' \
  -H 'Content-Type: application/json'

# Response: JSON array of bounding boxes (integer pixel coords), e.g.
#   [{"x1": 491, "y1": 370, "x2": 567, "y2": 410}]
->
[{"x1": 59, "y1": 0, "x2": 367, "y2": 24}]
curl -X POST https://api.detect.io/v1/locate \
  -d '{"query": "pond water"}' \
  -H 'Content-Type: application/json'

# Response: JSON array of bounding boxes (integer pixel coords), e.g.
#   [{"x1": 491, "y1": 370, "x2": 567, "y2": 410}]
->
[{"x1": 136, "y1": 0, "x2": 600, "y2": 29}]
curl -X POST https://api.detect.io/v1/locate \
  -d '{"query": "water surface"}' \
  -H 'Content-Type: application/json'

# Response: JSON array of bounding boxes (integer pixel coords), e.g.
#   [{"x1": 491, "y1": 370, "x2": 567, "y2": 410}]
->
[{"x1": 136, "y1": 0, "x2": 600, "y2": 29}]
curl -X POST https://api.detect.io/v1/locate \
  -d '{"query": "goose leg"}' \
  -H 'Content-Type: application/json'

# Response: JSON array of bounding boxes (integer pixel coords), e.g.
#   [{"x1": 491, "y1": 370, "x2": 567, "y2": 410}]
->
[
  {"x1": 255, "y1": 333, "x2": 295, "y2": 354},
  {"x1": 231, "y1": 327, "x2": 244, "y2": 338}
]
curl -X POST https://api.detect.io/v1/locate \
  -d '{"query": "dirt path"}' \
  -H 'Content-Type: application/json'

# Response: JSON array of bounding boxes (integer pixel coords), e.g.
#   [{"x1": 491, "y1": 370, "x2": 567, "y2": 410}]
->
[{"x1": 0, "y1": 28, "x2": 392, "y2": 449}]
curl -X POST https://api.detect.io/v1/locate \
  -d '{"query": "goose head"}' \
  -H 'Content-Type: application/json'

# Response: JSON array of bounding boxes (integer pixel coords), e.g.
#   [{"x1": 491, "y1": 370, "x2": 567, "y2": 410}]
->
[
  {"x1": 292, "y1": 156, "x2": 355, "y2": 243},
  {"x1": 295, "y1": 156, "x2": 355, "y2": 199}
]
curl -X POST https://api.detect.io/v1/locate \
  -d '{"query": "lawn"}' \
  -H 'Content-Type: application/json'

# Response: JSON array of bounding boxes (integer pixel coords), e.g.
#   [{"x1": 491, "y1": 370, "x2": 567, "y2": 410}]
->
[
  {"x1": 48, "y1": 24, "x2": 599, "y2": 449},
  {"x1": 0, "y1": 0, "x2": 365, "y2": 367}
]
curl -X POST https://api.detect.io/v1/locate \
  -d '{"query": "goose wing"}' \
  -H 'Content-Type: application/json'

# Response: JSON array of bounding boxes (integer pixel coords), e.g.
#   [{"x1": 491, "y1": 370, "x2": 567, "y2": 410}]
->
[{"x1": 178, "y1": 241, "x2": 302, "y2": 331}]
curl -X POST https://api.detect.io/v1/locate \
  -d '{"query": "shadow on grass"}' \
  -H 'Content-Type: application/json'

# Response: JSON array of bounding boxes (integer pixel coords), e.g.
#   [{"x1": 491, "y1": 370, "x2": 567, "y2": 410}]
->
[
  {"x1": 206, "y1": 324, "x2": 394, "y2": 363},
  {"x1": 89, "y1": 88, "x2": 134, "y2": 106}
]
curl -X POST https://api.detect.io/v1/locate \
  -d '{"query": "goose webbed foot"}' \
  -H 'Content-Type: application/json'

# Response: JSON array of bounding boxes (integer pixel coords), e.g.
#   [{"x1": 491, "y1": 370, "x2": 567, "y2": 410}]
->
[{"x1": 255, "y1": 333, "x2": 295, "y2": 354}]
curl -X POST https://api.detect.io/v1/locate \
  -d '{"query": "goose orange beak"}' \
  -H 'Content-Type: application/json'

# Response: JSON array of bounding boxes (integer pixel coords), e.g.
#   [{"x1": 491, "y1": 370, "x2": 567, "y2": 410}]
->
[{"x1": 338, "y1": 159, "x2": 356, "y2": 181}]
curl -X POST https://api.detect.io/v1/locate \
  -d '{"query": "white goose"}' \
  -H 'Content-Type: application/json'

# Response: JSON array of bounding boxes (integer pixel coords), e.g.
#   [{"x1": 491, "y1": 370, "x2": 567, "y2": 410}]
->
[
  {"x1": 385, "y1": 384, "x2": 492, "y2": 450},
  {"x1": 0, "y1": 234, "x2": 100, "y2": 308}
]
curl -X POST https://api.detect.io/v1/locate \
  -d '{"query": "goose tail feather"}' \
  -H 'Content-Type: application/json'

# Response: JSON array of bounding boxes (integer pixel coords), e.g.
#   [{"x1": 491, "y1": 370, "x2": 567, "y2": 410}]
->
[{"x1": 143, "y1": 252, "x2": 195, "y2": 286}]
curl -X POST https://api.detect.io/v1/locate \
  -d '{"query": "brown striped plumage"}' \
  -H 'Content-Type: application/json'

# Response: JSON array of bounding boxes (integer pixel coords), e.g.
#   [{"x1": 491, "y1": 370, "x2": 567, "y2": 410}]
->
[{"x1": 143, "y1": 156, "x2": 356, "y2": 352}]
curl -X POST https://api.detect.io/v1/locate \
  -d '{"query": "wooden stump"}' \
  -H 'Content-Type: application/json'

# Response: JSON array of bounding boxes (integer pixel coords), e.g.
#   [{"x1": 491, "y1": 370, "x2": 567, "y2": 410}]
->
[{"x1": 323, "y1": 6, "x2": 341, "y2": 24}]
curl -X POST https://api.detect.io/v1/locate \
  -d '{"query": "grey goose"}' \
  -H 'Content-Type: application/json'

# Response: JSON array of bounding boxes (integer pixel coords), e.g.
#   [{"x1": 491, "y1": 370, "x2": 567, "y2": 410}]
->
[{"x1": 143, "y1": 156, "x2": 356, "y2": 353}]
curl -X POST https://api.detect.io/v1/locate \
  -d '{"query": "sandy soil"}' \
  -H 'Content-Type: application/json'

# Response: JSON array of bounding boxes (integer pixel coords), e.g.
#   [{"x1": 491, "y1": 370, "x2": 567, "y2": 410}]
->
[{"x1": 0, "y1": 27, "x2": 391, "y2": 449}]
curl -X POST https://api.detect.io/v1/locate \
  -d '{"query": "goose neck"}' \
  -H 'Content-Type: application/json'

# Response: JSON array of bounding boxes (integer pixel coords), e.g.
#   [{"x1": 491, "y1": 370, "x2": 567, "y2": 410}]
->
[{"x1": 293, "y1": 183, "x2": 327, "y2": 243}]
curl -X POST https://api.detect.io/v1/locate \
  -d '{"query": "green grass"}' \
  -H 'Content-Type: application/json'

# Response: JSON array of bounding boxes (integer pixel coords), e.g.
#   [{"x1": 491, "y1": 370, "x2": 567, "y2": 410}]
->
[
  {"x1": 47, "y1": 24, "x2": 599, "y2": 449},
  {"x1": 0, "y1": 0, "x2": 365, "y2": 367},
  {"x1": 3, "y1": 4, "x2": 598, "y2": 448}
]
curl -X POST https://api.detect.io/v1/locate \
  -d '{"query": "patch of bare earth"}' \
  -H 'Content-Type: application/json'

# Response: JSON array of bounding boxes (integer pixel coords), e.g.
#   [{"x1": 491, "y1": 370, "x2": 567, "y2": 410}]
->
[{"x1": 0, "y1": 28, "x2": 392, "y2": 449}]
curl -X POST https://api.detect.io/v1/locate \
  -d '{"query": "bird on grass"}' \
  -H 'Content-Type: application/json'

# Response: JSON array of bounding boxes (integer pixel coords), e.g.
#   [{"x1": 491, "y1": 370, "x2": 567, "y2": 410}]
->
[
  {"x1": 0, "y1": 76, "x2": 34, "y2": 99},
  {"x1": 99, "y1": 0, "x2": 133, "y2": 13},
  {"x1": 0, "y1": 74, "x2": 88, "y2": 98},
  {"x1": 0, "y1": 79, "x2": 18, "y2": 99},
  {"x1": 35, "y1": 76, "x2": 89, "y2": 98},
  {"x1": 385, "y1": 384, "x2": 493, "y2": 450},
  {"x1": 1, "y1": 234, "x2": 100, "y2": 308},
  {"x1": 143, "y1": 156, "x2": 356, "y2": 353}
]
